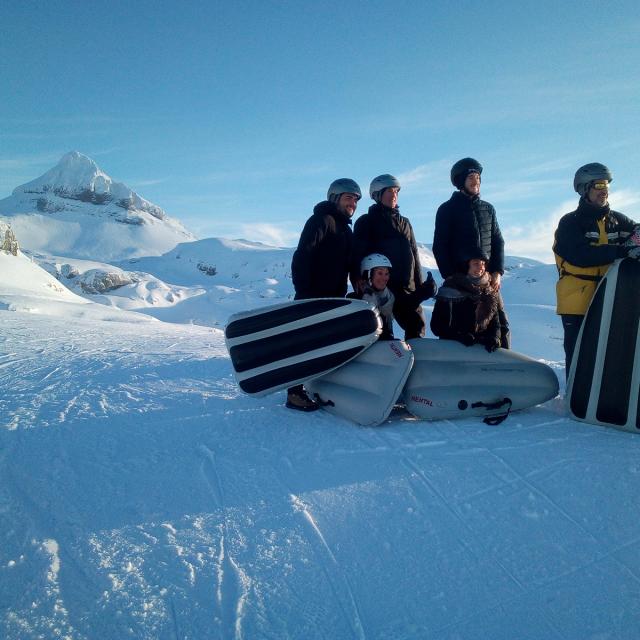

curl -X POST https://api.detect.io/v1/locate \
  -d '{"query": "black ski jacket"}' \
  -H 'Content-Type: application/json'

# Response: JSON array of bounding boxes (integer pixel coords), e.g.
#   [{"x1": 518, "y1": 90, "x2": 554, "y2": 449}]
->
[
  {"x1": 433, "y1": 191, "x2": 504, "y2": 279},
  {"x1": 553, "y1": 198, "x2": 635, "y2": 315},
  {"x1": 351, "y1": 203, "x2": 423, "y2": 295},
  {"x1": 553, "y1": 198, "x2": 634, "y2": 268},
  {"x1": 291, "y1": 200, "x2": 353, "y2": 299}
]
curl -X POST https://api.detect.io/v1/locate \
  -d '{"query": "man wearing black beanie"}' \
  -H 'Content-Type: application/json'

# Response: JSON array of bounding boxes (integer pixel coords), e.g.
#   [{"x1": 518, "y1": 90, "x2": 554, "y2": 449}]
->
[{"x1": 432, "y1": 158, "x2": 510, "y2": 347}]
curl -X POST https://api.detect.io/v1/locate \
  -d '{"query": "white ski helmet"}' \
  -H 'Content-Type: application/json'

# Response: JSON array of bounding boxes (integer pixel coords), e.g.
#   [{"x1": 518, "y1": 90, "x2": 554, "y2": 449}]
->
[
  {"x1": 361, "y1": 253, "x2": 392, "y2": 280},
  {"x1": 573, "y1": 163, "x2": 613, "y2": 196},
  {"x1": 369, "y1": 174, "x2": 401, "y2": 202},
  {"x1": 327, "y1": 178, "x2": 362, "y2": 203}
]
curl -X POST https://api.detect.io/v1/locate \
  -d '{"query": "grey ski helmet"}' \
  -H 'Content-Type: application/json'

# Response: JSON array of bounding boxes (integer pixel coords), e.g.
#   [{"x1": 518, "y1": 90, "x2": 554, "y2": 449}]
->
[
  {"x1": 451, "y1": 158, "x2": 483, "y2": 189},
  {"x1": 573, "y1": 163, "x2": 613, "y2": 196},
  {"x1": 327, "y1": 178, "x2": 362, "y2": 203},
  {"x1": 361, "y1": 253, "x2": 392, "y2": 280},
  {"x1": 369, "y1": 174, "x2": 401, "y2": 202}
]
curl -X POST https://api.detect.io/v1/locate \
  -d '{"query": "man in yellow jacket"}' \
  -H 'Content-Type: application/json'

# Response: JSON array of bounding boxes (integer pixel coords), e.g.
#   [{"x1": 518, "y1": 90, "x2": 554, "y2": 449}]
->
[{"x1": 553, "y1": 163, "x2": 636, "y2": 378}]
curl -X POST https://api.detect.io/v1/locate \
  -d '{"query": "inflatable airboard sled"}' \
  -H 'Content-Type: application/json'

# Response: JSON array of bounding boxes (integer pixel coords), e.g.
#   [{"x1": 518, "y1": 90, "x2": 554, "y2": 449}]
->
[
  {"x1": 306, "y1": 340, "x2": 414, "y2": 426},
  {"x1": 567, "y1": 257, "x2": 640, "y2": 433},
  {"x1": 403, "y1": 339, "x2": 559, "y2": 422},
  {"x1": 225, "y1": 298, "x2": 382, "y2": 396}
]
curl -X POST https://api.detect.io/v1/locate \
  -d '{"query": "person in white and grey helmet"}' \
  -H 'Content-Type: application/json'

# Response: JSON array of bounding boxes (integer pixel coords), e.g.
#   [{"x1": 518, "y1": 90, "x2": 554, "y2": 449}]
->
[
  {"x1": 287, "y1": 178, "x2": 361, "y2": 411},
  {"x1": 355, "y1": 253, "x2": 437, "y2": 340},
  {"x1": 433, "y1": 158, "x2": 510, "y2": 348},
  {"x1": 351, "y1": 174, "x2": 428, "y2": 340},
  {"x1": 553, "y1": 163, "x2": 636, "y2": 378}
]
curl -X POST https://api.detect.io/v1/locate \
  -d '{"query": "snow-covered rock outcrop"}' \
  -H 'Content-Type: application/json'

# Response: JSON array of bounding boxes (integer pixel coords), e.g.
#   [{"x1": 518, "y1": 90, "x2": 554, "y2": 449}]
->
[{"x1": 0, "y1": 221, "x2": 18, "y2": 255}]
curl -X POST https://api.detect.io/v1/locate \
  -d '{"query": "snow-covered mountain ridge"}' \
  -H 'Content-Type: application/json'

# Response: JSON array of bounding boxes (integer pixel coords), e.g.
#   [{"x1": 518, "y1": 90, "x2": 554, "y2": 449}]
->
[
  {"x1": 0, "y1": 152, "x2": 195, "y2": 261},
  {"x1": 11, "y1": 151, "x2": 167, "y2": 219}
]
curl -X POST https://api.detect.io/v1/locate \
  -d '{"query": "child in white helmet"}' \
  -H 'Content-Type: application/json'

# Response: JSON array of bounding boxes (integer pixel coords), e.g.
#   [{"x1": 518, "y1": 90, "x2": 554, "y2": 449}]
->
[{"x1": 358, "y1": 253, "x2": 437, "y2": 340}]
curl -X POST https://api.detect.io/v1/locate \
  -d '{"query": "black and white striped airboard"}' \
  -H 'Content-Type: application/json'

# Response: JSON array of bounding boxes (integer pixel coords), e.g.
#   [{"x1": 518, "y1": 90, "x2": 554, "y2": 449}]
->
[
  {"x1": 225, "y1": 298, "x2": 382, "y2": 396},
  {"x1": 567, "y1": 257, "x2": 640, "y2": 433}
]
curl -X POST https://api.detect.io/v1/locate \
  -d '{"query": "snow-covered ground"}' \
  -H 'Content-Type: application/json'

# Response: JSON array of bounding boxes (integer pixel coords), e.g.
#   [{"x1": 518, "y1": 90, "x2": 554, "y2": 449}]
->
[{"x1": 2, "y1": 237, "x2": 640, "y2": 639}]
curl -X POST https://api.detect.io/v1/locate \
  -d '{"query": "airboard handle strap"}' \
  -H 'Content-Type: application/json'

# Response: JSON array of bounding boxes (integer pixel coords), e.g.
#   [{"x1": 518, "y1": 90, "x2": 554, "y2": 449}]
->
[
  {"x1": 471, "y1": 397, "x2": 513, "y2": 426},
  {"x1": 312, "y1": 393, "x2": 335, "y2": 407}
]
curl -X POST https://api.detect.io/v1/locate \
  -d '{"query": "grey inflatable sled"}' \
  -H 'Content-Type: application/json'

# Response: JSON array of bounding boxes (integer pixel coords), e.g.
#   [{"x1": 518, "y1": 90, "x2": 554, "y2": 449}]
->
[
  {"x1": 403, "y1": 339, "x2": 559, "y2": 423},
  {"x1": 225, "y1": 298, "x2": 382, "y2": 396},
  {"x1": 567, "y1": 257, "x2": 640, "y2": 433},
  {"x1": 306, "y1": 340, "x2": 414, "y2": 426}
]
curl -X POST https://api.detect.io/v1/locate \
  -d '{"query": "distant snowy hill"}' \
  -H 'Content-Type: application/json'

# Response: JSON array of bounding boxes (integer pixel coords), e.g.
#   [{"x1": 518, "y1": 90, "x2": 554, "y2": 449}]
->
[
  {"x1": 0, "y1": 151, "x2": 195, "y2": 261},
  {"x1": 0, "y1": 250, "x2": 156, "y2": 323},
  {"x1": 0, "y1": 222, "x2": 559, "y2": 337}
]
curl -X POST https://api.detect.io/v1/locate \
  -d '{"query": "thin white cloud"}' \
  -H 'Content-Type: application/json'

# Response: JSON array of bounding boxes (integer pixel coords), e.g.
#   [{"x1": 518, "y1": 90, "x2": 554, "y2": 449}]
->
[
  {"x1": 188, "y1": 219, "x2": 299, "y2": 248},
  {"x1": 239, "y1": 223, "x2": 299, "y2": 248},
  {"x1": 610, "y1": 189, "x2": 640, "y2": 213},
  {"x1": 503, "y1": 198, "x2": 574, "y2": 263},
  {"x1": 202, "y1": 164, "x2": 331, "y2": 184},
  {"x1": 0, "y1": 152, "x2": 66, "y2": 171},
  {"x1": 397, "y1": 159, "x2": 452, "y2": 187},
  {"x1": 486, "y1": 178, "x2": 567, "y2": 204},
  {"x1": 131, "y1": 178, "x2": 166, "y2": 188}
]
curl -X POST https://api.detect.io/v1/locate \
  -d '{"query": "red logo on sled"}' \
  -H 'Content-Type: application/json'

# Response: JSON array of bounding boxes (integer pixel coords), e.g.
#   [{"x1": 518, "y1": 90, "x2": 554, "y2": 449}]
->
[
  {"x1": 389, "y1": 342, "x2": 403, "y2": 358},
  {"x1": 411, "y1": 395, "x2": 433, "y2": 406}
]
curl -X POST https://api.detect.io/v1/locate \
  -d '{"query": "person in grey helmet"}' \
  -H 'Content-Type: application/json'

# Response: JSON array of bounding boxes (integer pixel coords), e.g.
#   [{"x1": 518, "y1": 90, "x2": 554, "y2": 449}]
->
[
  {"x1": 553, "y1": 163, "x2": 636, "y2": 378},
  {"x1": 433, "y1": 158, "x2": 510, "y2": 348},
  {"x1": 351, "y1": 174, "x2": 431, "y2": 340},
  {"x1": 287, "y1": 178, "x2": 361, "y2": 411}
]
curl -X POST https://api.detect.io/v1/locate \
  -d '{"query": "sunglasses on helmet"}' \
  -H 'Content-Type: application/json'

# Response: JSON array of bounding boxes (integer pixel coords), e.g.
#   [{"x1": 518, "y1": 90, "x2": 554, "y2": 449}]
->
[{"x1": 591, "y1": 181, "x2": 609, "y2": 191}]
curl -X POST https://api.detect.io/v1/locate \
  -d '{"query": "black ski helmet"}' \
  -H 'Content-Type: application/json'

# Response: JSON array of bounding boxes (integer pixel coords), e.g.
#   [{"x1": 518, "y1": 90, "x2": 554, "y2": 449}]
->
[
  {"x1": 451, "y1": 158, "x2": 483, "y2": 190},
  {"x1": 573, "y1": 163, "x2": 613, "y2": 196},
  {"x1": 327, "y1": 178, "x2": 362, "y2": 203},
  {"x1": 456, "y1": 247, "x2": 489, "y2": 274}
]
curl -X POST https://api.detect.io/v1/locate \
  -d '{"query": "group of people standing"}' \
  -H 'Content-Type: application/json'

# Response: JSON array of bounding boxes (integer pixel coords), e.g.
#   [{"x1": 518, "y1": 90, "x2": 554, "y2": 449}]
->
[
  {"x1": 287, "y1": 158, "x2": 507, "y2": 411},
  {"x1": 286, "y1": 158, "x2": 638, "y2": 412}
]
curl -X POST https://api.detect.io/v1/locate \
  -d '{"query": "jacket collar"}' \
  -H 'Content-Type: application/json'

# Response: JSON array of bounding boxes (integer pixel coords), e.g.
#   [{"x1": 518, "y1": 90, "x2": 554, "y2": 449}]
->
[
  {"x1": 577, "y1": 197, "x2": 610, "y2": 221},
  {"x1": 450, "y1": 190, "x2": 480, "y2": 206},
  {"x1": 314, "y1": 200, "x2": 353, "y2": 224}
]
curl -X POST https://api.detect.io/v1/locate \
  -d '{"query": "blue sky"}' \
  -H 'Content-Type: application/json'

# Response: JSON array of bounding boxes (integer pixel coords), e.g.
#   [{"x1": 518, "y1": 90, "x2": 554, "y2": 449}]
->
[{"x1": 1, "y1": 0, "x2": 639, "y2": 262}]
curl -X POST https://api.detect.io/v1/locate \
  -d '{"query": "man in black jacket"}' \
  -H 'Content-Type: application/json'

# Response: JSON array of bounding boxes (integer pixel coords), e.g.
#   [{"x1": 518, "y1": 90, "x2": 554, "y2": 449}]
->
[
  {"x1": 287, "y1": 178, "x2": 361, "y2": 410},
  {"x1": 553, "y1": 162, "x2": 636, "y2": 377},
  {"x1": 433, "y1": 158, "x2": 510, "y2": 347},
  {"x1": 351, "y1": 174, "x2": 426, "y2": 339}
]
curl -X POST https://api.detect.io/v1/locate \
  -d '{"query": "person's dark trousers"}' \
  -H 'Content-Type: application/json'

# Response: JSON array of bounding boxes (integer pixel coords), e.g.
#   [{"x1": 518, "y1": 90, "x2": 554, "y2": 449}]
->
[
  {"x1": 561, "y1": 314, "x2": 584, "y2": 380},
  {"x1": 497, "y1": 293, "x2": 511, "y2": 349},
  {"x1": 393, "y1": 300, "x2": 426, "y2": 340}
]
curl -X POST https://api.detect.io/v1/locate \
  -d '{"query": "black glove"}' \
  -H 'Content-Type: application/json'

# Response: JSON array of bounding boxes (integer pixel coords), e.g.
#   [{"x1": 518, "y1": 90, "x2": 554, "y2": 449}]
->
[
  {"x1": 456, "y1": 332, "x2": 476, "y2": 347},
  {"x1": 418, "y1": 272, "x2": 437, "y2": 300}
]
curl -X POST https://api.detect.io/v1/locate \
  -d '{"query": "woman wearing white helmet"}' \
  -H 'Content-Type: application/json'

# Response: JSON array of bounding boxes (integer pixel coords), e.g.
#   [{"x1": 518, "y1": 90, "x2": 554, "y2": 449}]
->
[{"x1": 358, "y1": 253, "x2": 437, "y2": 340}]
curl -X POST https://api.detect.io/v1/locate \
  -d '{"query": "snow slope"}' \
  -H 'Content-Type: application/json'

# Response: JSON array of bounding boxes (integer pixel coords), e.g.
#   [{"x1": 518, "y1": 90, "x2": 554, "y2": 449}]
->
[
  {"x1": 2, "y1": 244, "x2": 639, "y2": 639},
  {"x1": 0, "y1": 152, "x2": 195, "y2": 261},
  {"x1": 23, "y1": 236, "x2": 559, "y2": 334}
]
